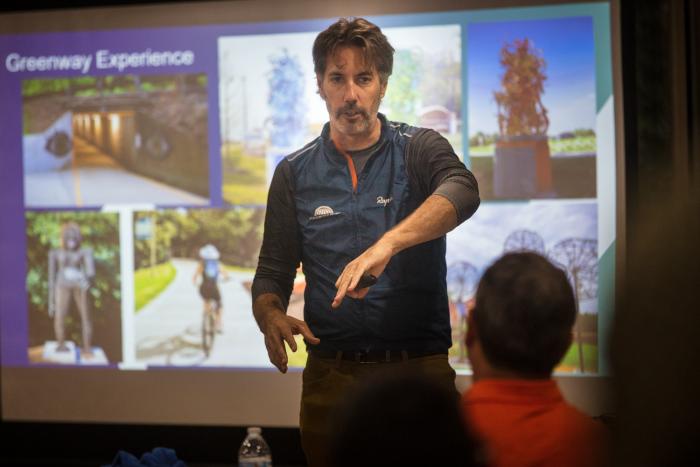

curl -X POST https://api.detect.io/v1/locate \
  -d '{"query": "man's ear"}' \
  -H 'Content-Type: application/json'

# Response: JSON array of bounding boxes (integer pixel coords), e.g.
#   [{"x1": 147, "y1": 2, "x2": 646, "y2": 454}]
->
[{"x1": 380, "y1": 80, "x2": 387, "y2": 99}]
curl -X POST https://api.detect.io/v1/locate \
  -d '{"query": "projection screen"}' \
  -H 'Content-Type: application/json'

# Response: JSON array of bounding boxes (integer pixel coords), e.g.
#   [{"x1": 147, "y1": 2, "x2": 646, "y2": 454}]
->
[{"x1": 0, "y1": 0, "x2": 620, "y2": 426}]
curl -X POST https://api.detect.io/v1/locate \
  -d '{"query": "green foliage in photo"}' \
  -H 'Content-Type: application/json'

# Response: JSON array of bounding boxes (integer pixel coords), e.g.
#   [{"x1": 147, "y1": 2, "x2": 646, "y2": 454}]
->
[{"x1": 133, "y1": 207, "x2": 265, "y2": 271}]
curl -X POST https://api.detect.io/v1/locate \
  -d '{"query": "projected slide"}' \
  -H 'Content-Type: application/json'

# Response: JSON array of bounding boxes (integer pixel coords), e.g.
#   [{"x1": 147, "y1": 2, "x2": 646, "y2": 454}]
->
[
  {"x1": 0, "y1": 2, "x2": 615, "y2": 379},
  {"x1": 468, "y1": 16, "x2": 597, "y2": 200},
  {"x1": 22, "y1": 74, "x2": 210, "y2": 207},
  {"x1": 446, "y1": 201, "x2": 599, "y2": 372},
  {"x1": 218, "y1": 24, "x2": 461, "y2": 205},
  {"x1": 131, "y1": 207, "x2": 268, "y2": 367}
]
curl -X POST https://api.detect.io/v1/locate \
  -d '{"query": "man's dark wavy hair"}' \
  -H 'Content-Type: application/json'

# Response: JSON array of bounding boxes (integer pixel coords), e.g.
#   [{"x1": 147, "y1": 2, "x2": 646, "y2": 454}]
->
[
  {"x1": 473, "y1": 252, "x2": 577, "y2": 377},
  {"x1": 312, "y1": 17, "x2": 395, "y2": 84}
]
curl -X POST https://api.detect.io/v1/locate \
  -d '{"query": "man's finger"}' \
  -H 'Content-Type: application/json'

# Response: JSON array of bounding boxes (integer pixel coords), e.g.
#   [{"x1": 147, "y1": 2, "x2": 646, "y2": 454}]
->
[
  {"x1": 294, "y1": 321, "x2": 321, "y2": 345},
  {"x1": 282, "y1": 330, "x2": 297, "y2": 352},
  {"x1": 332, "y1": 277, "x2": 350, "y2": 308},
  {"x1": 265, "y1": 332, "x2": 288, "y2": 373},
  {"x1": 335, "y1": 262, "x2": 354, "y2": 289},
  {"x1": 347, "y1": 268, "x2": 363, "y2": 292}
]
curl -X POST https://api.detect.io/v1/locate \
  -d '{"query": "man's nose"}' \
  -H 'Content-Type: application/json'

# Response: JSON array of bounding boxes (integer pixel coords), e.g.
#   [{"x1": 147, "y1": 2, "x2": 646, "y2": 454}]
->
[{"x1": 343, "y1": 82, "x2": 358, "y2": 102}]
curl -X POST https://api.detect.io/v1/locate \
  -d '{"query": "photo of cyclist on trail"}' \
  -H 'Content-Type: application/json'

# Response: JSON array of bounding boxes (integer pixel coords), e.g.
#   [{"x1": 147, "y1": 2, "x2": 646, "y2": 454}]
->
[
  {"x1": 193, "y1": 243, "x2": 230, "y2": 335},
  {"x1": 132, "y1": 207, "x2": 267, "y2": 368}
]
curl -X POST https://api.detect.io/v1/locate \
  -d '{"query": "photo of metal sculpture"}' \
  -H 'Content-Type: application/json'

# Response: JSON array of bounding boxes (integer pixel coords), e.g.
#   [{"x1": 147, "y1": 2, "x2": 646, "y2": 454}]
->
[
  {"x1": 549, "y1": 238, "x2": 598, "y2": 373},
  {"x1": 446, "y1": 201, "x2": 600, "y2": 372},
  {"x1": 467, "y1": 17, "x2": 598, "y2": 200},
  {"x1": 492, "y1": 37, "x2": 553, "y2": 198},
  {"x1": 503, "y1": 229, "x2": 546, "y2": 254},
  {"x1": 219, "y1": 24, "x2": 462, "y2": 205},
  {"x1": 447, "y1": 261, "x2": 479, "y2": 364},
  {"x1": 26, "y1": 211, "x2": 121, "y2": 365},
  {"x1": 48, "y1": 222, "x2": 95, "y2": 357}
]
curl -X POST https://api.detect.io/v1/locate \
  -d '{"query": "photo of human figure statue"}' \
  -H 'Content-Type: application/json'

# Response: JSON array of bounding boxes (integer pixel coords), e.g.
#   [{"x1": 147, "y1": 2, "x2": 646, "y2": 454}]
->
[
  {"x1": 49, "y1": 222, "x2": 95, "y2": 356},
  {"x1": 26, "y1": 211, "x2": 121, "y2": 365}
]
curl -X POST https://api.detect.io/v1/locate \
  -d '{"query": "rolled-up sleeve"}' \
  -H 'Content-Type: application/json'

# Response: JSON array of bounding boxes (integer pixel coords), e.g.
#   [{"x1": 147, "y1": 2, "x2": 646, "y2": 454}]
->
[{"x1": 405, "y1": 129, "x2": 480, "y2": 224}]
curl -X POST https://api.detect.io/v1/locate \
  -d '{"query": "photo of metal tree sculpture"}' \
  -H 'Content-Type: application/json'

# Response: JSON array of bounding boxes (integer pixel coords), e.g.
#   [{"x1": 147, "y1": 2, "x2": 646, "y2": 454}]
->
[
  {"x1": 48, "y1": 222, "x2": 95, "y2": 356},
  {"x1": 503, "y1": 229, "x2": 546, "y2": 255},
  {"x1": 447, "y1": 261, "x2": 480, "y2": 364},
  {"x1": 493, "y1": 38, "x2": 553, "y2": 198},
  {"x1": 549, "y1": 238, "x2": 598, "y2": 373}
]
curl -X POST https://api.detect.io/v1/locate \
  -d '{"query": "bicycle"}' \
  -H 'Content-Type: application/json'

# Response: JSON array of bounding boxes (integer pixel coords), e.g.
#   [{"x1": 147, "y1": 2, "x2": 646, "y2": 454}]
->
[{"x1": 201, "y1": 297, "x2": 219, "y2": 357}]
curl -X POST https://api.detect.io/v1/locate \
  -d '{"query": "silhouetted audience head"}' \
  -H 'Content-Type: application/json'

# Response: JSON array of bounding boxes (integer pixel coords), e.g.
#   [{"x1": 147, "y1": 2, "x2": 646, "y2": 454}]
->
[
  {"x1": 469, "y1": 251, "x2": 576, "y2": 378},
  {"x1": 329, "y1": 369, "x2": 482, "y2": 467}
]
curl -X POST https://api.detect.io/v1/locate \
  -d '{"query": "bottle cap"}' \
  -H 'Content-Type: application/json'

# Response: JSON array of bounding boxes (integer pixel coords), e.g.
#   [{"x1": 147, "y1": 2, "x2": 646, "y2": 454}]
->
[{"x1": 247, "y1": 426, "x2": 262, "y2": 435}]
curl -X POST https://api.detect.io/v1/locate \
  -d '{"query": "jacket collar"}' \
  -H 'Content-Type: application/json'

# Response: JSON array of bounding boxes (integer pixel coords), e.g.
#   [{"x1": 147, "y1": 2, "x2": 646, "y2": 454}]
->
[{"x1": 321, "y1": 113, "x2": 390, "y2": 155}]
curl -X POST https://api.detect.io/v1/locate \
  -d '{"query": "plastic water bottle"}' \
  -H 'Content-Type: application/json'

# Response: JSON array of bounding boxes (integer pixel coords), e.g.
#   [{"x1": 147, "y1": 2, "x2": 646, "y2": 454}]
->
[{"x1": 238, "y1": 426, "x2": 272, "y2": 467}]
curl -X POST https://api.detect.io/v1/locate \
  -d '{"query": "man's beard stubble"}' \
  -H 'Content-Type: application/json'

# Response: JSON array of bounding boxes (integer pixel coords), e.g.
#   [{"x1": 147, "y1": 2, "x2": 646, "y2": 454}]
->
[
  {"x1": 334, "y1": 99, "x2": 382, "y2": 134},
  {"x1": 335, "y1": 102, "x2": 370, "y2": 121}
]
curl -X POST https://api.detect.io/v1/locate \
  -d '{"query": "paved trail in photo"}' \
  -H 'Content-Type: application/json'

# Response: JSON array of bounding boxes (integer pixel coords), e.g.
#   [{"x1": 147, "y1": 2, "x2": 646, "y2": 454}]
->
[
  {"x1": 25, "y1": 137, "x2": 207, "y2": 207},
  {"x1": 134, "y1": 258, "x2": 272, "y2": 368}
]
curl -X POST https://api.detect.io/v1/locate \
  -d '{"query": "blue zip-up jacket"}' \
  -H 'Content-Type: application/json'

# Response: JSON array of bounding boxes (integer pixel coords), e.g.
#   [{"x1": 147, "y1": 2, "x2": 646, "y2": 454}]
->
[{"x1": 253, "y1": 114, "x2": 479, "y2": 353}]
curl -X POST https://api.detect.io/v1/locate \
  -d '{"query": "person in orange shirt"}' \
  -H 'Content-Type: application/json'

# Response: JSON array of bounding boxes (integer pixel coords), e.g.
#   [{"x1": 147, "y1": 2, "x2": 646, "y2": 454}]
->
[{"x1": 462, "y1": 252, "x2": 608, "y2": 467}]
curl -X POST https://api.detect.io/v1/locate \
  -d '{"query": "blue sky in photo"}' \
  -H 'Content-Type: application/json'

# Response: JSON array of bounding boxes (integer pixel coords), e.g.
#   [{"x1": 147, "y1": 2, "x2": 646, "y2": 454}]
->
[
  {"x1": 467, "y1": 16, "x2": 595, "y2": 137},
  {"x1": 446, "y1": 201, "x2": 597, "y2": 275}
]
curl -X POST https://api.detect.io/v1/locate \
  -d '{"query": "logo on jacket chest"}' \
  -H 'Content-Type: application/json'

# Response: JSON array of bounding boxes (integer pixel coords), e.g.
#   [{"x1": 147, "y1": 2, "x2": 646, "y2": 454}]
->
[{"x1": 310, "y1": 205, "x2": 342, "y2": 221}]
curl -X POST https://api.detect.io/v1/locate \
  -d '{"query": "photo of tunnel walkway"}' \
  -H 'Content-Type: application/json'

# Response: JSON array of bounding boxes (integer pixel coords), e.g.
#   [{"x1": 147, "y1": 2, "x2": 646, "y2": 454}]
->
[{"x1": 22, "y1": 74, "x2": 211, "y2": 208}]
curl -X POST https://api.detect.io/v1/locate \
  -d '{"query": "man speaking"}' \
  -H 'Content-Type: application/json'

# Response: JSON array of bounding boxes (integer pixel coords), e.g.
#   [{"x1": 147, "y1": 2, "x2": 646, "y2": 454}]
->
[{"x1": 251, "y1": 17, "x2": 480, "y2": 466}]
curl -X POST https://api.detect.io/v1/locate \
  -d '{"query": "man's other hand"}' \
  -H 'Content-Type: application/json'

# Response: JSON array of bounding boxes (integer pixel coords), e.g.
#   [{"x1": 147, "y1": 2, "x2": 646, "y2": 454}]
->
[{"x1": 262, "y1": 313, "x2": 320, "y2": 373}]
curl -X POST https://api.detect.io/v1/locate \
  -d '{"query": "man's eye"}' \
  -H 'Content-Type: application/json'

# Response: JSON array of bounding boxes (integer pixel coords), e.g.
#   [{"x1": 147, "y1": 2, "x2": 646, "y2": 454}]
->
[
  {"x1": 358, "y1": 76, "x2": 372, "y2": 84},
  {"x1": 330, "y1": 76, "x2": 343, "y2": 83}
]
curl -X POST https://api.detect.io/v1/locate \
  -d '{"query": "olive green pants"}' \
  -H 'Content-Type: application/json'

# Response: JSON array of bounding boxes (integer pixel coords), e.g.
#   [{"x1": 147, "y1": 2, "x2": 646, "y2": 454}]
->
[{"x1": 299, "y1": 352, "x2": 457, "y2": 467}]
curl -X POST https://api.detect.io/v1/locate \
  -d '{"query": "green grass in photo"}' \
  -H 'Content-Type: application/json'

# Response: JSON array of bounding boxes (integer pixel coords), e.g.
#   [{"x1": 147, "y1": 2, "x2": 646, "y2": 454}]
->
[
  {"x1": 468, "y1": 135, "x2": 596, "y2": 156},
  {"x1": 559, "y1": 342, "x2": 598, "y2": 373},
  {"x1": 549, "y1": 135, "x2": 596, "y2": 154},
  {"x1": 134, "y1": 261, "x2": 176, "y2": 311},
  {"x1": 469, "y1": 143, "x2": 496, "y2": 156},
  {"x1": 222, "y1": 143, "x2": 268, "y2": 205},
  {"x1": 286, "y1": 335, "x2": 309, "y2": 368}
]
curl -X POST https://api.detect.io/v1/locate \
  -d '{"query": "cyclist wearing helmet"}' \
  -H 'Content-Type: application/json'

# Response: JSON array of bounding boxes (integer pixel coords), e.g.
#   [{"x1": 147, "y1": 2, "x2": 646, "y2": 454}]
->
[{"x1": 193, "y1": 244, "x2": 229, "y2": 333}]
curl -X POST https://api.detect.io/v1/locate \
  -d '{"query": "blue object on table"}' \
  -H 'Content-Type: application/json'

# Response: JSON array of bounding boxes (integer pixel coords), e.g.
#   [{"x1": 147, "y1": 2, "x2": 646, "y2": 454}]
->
[{"x1": 107, "y1": 447, "x2": 187, "y2": 467}]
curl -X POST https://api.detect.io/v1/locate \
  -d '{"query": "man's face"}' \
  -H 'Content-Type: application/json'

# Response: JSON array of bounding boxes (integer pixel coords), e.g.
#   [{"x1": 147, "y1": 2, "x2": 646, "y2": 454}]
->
[{"x1": 317, "y1": 46, "x2": 387, "y2": 142}]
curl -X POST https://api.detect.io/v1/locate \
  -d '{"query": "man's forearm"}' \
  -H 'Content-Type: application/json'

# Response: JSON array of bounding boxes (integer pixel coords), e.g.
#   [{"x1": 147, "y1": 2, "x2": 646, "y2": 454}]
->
[
  {"x1": 379, "y1": 193, "x2": 458, "y2": 255},
  {"x1": 331, "y1": 194, "x2": 459, "y2": 306},
  {"x1": 252, "y1": 292, "x2": 287, "y2": 331}
]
